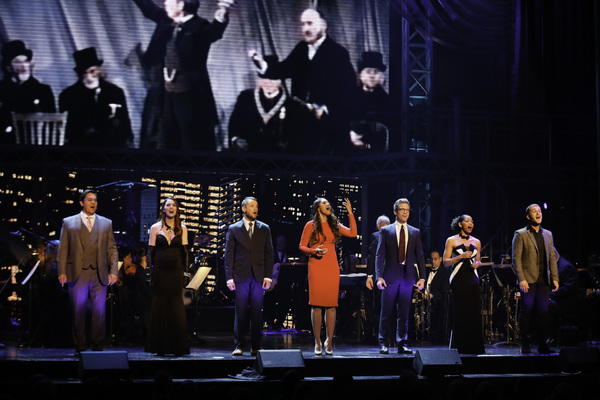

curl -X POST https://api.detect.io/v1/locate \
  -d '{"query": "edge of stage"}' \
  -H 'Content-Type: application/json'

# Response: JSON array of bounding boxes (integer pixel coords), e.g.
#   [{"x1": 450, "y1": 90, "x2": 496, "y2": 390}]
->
[{"x1": 1, "y1": 331, "x2": 599, "y2": 396}]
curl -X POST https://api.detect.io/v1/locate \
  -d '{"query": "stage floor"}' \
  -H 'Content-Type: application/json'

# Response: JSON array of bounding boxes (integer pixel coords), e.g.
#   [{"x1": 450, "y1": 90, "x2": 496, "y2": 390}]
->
[
  {"x1": 1, "y1": 330, "x2": 598, "y2": 379},
  {"x1": 1, "y1": 331, "x2": 599, "y2": 400}
]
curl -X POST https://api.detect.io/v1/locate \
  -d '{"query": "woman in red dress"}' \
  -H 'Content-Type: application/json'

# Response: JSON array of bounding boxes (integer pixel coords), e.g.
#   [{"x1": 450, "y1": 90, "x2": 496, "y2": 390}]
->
[{"x1": 299, "y1": 197, "x2": 357, "y2": 355}]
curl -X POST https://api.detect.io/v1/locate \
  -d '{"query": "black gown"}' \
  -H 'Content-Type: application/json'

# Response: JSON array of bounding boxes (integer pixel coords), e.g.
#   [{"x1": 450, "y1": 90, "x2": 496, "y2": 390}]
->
[
  {"x1": 146, "y1": 234, "x2": 190, "y2": 355},
  {"x1": 449, "y1": 243, "x2": 485, "y2": 354}
]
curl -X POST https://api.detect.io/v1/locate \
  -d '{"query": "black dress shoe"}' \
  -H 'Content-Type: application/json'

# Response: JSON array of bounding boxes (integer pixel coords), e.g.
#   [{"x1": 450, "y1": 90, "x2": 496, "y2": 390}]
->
[
  {"x1": 379, "y1": 345, "x2": 389, "y2": 354},
  {"x1": 521, "y1": 344, "x2": 531, "y2": 354},
  {"x1": 251, "y1": 348, "x2": 262, "y2": 356},
  {"x1": 397, "y1": 346, "x2": 412, "y2": 354}
]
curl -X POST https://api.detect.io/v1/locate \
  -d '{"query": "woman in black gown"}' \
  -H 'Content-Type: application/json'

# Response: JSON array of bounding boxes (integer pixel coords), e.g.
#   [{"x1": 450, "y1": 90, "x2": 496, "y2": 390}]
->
[
  {"x1": 146, "y1": 198, "x2": 190, "y2": 356},
  {"x1": 443, "y1": 214, "x2": 485, "y2": 354}
]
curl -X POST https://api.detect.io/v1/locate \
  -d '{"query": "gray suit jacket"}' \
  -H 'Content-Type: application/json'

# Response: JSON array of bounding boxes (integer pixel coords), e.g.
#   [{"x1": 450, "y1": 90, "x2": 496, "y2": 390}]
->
[
  {"x1": 512, "y1": 226, "x2": 559, "y2": 285},
  {"x1": 57, "y1": 213, "x2": 118, "y2": 285}
]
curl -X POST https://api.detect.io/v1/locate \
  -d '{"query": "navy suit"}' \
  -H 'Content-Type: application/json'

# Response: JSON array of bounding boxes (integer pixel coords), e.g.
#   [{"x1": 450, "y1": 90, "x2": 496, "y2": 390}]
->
[
  {"x1": 375, "y1": 223, "x2": 425, "y2": 346},
  {"x1": 224, "y1": 219, "x2": 274, "y2": 349}
]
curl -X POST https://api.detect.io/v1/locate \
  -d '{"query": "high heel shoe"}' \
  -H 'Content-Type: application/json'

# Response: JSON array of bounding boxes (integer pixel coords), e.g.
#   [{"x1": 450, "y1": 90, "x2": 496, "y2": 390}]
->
[
  {"x1": 314, "y1": 341, "x2": 322, "y2": 355},
  {"x1": 324, "y1": 338, "x2": 333, "y2": 355}
]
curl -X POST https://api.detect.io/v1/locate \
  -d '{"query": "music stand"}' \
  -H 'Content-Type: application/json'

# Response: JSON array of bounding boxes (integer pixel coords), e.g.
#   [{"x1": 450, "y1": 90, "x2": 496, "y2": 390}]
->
[{"x1": 492, "y1": 266, "x2": 520, "y2": 346}]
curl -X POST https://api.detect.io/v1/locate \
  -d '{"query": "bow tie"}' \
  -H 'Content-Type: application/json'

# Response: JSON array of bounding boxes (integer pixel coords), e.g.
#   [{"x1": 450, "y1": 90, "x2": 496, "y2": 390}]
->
[{"x1": 431, "y1": 269, "x2": 438, "y2": 274}]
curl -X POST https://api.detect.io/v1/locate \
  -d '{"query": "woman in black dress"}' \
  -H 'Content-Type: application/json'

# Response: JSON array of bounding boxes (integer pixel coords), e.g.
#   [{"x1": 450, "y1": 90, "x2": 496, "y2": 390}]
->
[
  {"x1": 146, "y1": 198, "x2": 190, "y2": 356},
  {"x1": 443, "y1": 214, "x2": 485, "y2": 354}
]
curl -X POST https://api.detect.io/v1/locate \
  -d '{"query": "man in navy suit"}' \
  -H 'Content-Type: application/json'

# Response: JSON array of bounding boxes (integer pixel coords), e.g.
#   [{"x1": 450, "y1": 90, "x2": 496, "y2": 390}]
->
[
  {"x1": 57, "y1": 189, "x2": 118, "y2": 355},
  {"x1": 376, "y1": 198, "x2": 426, "y2": 354},
  {"x1": 224, "y1": 196, "x2": 274, "y2": 356}
]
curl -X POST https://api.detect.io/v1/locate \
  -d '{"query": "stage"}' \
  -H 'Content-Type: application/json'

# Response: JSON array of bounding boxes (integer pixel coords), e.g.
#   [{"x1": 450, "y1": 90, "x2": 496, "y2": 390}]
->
[{"x1": 1, "y1": 330, "x2": 599, "y2": 400}]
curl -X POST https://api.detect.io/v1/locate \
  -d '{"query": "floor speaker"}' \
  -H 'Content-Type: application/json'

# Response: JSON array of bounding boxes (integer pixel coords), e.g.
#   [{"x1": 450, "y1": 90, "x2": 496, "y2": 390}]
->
[
  {"x1": 78, "y1": 351, "x2": 129, "y2": 379},
  {"x1": 254, "y1": 349, "x2": 305, "y2": 378},
  {"x1": 558, "y1": 347, "x2": 600, "y2": 374},
  {"x1": 413, "y1": 349, "x2": 463, "y2": 376}
]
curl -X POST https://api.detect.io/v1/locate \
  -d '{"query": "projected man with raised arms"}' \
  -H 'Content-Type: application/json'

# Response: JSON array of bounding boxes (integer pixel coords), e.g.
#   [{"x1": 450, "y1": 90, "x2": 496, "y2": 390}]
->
[{"x1": 132, "y1": 0, "x2": 234, "y2": 151}]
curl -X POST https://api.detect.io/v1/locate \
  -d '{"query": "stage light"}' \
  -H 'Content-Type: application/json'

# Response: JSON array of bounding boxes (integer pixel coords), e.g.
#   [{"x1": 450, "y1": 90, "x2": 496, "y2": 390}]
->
[{"x1": 543, "y1": 203, "x2": 548, "y2": 209}]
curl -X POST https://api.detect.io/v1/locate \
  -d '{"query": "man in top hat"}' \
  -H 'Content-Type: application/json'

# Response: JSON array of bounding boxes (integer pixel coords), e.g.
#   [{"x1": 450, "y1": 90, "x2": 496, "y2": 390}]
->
[
  {"x1": 132, "y1": 0, "x2": 234, "y2": 151},
  {"x1": 349, "y1": 51, "x2": 391, "y2": 152},
  {"x1": 0, "y1": 40, "x2": 56, "y2": 142},
  {"x1": 229, "y1": 55, "x2": 298, "y2": 153},
  {"x1": 251, "y1": 8, "x2": 356, "y2": 155},
  {"x1": 59, "y1": 47, "x2": 132, "y2": 147}
]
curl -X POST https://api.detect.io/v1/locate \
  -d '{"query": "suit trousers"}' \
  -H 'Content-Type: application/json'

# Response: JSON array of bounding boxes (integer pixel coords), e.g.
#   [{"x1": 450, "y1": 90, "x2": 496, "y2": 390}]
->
[
  {"x1": 378, "y1": 276, "x2": 413, "y2": 346},
  {"x1": 519, "y1": 283, "x2": 550, "y2": 345},
  {"x1": 68, "y1": 268, "x2": 107, "y2": 349},
  {"x1": 234, "y1": 275, "x2": 264, "y2": 349}
]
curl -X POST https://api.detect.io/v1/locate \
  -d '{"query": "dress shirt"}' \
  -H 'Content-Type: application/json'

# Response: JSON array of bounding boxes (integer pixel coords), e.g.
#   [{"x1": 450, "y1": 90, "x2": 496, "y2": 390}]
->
[
  {"x1": 395, "y1": 221, "x2": 407, "y2": 262},
  {"x1": 308, "y1": 34, "x2": 327, "y2": 60},
  {"x1": 425, "y1": 267, "x2": 438, "y2": 295},
  {"x1": 80, "y1": 211, "x2": 95, "y2": 231}
]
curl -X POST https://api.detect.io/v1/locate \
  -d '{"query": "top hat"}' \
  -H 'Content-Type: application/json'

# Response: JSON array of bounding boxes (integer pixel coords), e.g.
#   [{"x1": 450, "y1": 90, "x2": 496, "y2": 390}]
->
[
  {"x1": 73, "y1": 47, "x2": 103, "y2": 73},
  {"x1": 357, "y1": 51, "x2": 386, "y2": 72},
  {"x1": 1, "y1": 40, "x2": 33, "y2": 69},
  {"x1": 259, "y1": 55, "x2": 282, "y2": 80}
]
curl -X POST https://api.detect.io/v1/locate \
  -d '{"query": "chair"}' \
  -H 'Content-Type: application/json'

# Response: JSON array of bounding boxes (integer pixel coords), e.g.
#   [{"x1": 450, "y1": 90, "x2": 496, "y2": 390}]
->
[{"x1": 11, "y1": 112, "x2": 67, "y2": 145}]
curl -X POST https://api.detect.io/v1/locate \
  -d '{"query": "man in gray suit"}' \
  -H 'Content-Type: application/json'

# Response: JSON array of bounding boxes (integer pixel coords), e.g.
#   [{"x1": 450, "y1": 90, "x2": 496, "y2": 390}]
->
[
  {"x1": 58, "y1": 189, "x2": 118, "y2": 355},
  {"x1": 512, "y1": 203, "x2": 559, "y2": 354},
  {"x1": 376, "y1": 198, "x2": 426, "y2": 354},
  {"x1": 224, "y1": 196, "x2": 274, "y2": 356}
]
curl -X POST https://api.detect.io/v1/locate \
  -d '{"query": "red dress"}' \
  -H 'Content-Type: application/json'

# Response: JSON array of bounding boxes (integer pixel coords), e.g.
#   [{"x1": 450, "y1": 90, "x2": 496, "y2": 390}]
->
[{"x1": 299, "y1": 215, "x2": 357, "y2": 307}]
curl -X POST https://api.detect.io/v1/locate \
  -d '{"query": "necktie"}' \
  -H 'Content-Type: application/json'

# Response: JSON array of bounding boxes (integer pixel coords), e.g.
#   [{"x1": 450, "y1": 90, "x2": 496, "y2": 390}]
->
[
  {"x1": 398, "y1": 225, "x2": 406, "y2": 264},
  {"x1": 86, "y1": 216, "x2": 92, "y2": 232},
  {"x1": 248, "y1": 222, "x2": 253, "y2": 238}
]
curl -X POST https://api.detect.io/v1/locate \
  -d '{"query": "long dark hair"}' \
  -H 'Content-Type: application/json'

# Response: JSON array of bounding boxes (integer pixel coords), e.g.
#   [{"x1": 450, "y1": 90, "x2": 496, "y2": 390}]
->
[
  {"x1": 160, "y1": 197, "x2": 183, "y2": 236},
  {"x1": 308, "y1": 197, "x2": 341, "y2": 245}
]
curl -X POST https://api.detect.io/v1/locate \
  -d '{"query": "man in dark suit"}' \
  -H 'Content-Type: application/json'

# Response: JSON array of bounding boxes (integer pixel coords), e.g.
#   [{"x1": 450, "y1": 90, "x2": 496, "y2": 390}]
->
[
  {"x1": 57, "y1": 189, "x2": 118, "y2": 355},
  {"x1": 59, "y1": 47, "x2": 132, "y2": 147},
  {"x1": 0, "y1": 40, "x2": 56, "y2": 141},
  {"x1": 376, "y1": 198, "x2": 426, "y2": 354},
  {"x1": 424, "y1": 250, "x2": 451, "y2": 345},
  {"x1": 512, "y1": 203, "x2": 559, "y2": 354},
  {"x1": 224, "y1": 196, "x2": 274, "y2": 356},
  {"x1": 132, "y1": 0, "x2": 233, "y2": 150},
  {"x1": 252, "y1": 8, "x2": 356, "y2": 154}
]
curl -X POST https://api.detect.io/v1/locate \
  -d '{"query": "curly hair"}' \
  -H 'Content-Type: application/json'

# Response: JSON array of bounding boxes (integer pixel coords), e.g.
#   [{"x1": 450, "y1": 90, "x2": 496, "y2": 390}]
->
[
  {"x1": 450, "y1": 214, "x2": 470, "y2": 233},
  {"x1": 308, "y1": 197, "x2": 341, "y2": 246},
  {"x1": 160, "y1": 197, "x2": 183, "y2": 236}
]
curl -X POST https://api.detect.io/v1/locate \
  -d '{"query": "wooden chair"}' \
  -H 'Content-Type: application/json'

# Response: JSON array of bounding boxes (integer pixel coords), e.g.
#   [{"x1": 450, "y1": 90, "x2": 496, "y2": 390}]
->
[{"x1": 11, "y1": 112, "x2": 67, "y2": 145}]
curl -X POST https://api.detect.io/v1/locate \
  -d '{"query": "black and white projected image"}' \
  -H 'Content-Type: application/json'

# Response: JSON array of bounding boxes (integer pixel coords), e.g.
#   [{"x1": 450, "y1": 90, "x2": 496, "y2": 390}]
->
[{"x1": 0, "y1": 0, "x2": 389, "y2": 155}]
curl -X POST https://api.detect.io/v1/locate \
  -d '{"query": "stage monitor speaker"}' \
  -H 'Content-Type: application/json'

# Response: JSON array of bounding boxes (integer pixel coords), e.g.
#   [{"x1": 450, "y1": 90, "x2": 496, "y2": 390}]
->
[
  {"x1": 558, "y1": 347, "x2": 600, "y2": 374},
  {"x1": 254, "y1": 349, "x2": 305, "y2": 378},
  {"x1": 78, "y1": 351, "x2": 129, "y2": 379},
  {"x1": 413, "y1": 349, "x2": 463, "y2": 376}
]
